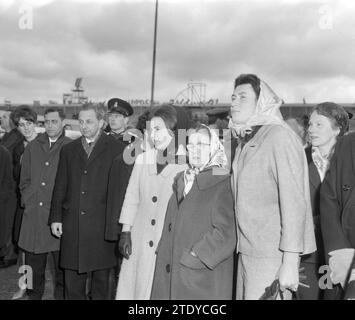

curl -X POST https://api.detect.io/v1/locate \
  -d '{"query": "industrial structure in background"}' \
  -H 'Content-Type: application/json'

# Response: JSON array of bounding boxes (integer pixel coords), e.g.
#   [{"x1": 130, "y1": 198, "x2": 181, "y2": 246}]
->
[
  {"x1": 1, "y1": 78, "x2": 355, "y2": 129},
  {"x1": 63, "y1": 78, "x2": 89, "y2": 105}
]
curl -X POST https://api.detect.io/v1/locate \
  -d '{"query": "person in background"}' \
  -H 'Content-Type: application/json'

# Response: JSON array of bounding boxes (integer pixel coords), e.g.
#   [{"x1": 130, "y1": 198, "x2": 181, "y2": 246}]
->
[
  {"x1": 0, "y1": 109, "x2": 24, "y2": 154},
  {"x1": 285, "y1": 115, "x2": 309, "y2": 148},
  {"x1": 116, "y1": 105, "x2": 190, "y2": 300},
  {"x1": 151, "y1": 124, "x2": 236, "y2": 300},
  {"x1": 230, "y1": 74, "x2": 316, "y2": 300},
  {"x1": 6, "y1": 106, "x2": 39, "y2": 299},
  {"x1": 49, "y1": 103, "x2": 125, "y2": 300},
  {"x1": 299, "y1": 102, "x2": 349, "y2": 300},
  {"x1": 18, "y1": 107, "x2": 71, "y2": 300},
  {"x1": 105, "y1": 98, "x2": 134, "y2": 145},
  {"x1": 0, "y1": 106, "x2": 37, "y2": 273},
  {"x1": 0, "y1": 145, "x2": 16, "y2": 265}
]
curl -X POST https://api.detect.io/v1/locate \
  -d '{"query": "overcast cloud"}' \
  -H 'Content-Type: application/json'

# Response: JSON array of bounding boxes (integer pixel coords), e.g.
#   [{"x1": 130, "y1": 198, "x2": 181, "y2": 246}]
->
[{"x1": 0, "y1": 0, "x2": 355, "y2": 104}]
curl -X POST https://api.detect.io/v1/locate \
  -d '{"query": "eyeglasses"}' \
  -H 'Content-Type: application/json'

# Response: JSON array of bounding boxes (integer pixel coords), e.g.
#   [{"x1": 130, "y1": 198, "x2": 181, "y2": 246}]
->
[{"x1": 186, "y1": 143, "x2": 211, "y2": 150}]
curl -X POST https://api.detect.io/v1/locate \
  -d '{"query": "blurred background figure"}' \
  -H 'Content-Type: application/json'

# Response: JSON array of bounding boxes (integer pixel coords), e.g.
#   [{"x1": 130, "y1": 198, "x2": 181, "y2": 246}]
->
[{"x1": 285, "y1": 115, "x2": 309, "y2": 148}]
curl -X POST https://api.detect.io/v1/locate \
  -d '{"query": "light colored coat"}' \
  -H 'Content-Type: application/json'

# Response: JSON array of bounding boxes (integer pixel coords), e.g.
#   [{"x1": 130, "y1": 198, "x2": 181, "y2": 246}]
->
[
  {"x1": 232, "y1": 124, "x2": 316, "y2": 258},
  {"x1": 116, "y1": 149, "x2": 187, "y2": 300}
]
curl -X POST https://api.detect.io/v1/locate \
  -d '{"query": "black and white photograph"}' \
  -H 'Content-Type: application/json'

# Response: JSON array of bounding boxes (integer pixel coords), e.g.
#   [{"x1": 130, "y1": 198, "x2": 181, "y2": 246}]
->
[{"x1": 1, "y1": 0, "x2": 355, "y2": 305}]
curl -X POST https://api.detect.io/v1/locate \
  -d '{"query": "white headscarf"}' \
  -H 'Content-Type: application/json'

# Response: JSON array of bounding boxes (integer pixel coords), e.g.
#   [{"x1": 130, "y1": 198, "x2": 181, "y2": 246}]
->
[
  {"x1": 228, "y1": 79, "x2": 286, "y2": 137},
  {"x1": 183, "y1": 125, "x2": 228, "y2": 196}
]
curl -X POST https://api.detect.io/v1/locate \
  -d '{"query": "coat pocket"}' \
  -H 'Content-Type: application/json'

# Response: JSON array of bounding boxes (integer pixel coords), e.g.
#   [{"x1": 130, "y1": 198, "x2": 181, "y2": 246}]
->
[{"x1": 179, "y1": 249, "x2": 207, "y2": 270}]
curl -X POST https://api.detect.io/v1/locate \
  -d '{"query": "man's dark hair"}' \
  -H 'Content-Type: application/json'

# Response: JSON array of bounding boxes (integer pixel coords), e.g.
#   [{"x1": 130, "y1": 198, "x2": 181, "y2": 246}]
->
[
  {"x1": 44, "y1": 107, "x2": 66, "y2": 120},
  {"x1": 10, "y1": 105, "x2": 37, "y2": 127},
  {"x1": 234, "y1": 74, "x2": 261, "y2": 99}
]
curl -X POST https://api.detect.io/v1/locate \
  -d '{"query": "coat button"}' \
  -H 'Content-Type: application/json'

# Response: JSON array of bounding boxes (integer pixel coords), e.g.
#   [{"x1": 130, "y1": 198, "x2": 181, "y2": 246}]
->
[
  {"x1": 45, "y1": 162, "x2": 49, "y2": 166},
  {"x1": 84, "y1": 170, "x2": 88, "y2": 175},
  {"x1": 151, "y1": 219, "x2": 156, "y2": 226},
  {"x1": 149, "y1": 240, "x2": 153, "y2": 247},
  {"x1": 81, "y1": 191, "x2": 86, "y2": 195},
  {"x1": 39, "y1": 202, "x2": 43, "y2": 206},
  {"x1": 152, "y1": 196, "x2": 157, "y2": 203},
  {"x1": 81, "y1": 211, "x2": 86, "y2": 215},
  {"x1": 166, "y1": 264, "x2": 171, "y2": 273},
  {"x1": 168, "y1": 223, "x2": 172, "y2": 232},
  {"x1": 41, "y1": 182, "x2": 46, "y2": 186}
]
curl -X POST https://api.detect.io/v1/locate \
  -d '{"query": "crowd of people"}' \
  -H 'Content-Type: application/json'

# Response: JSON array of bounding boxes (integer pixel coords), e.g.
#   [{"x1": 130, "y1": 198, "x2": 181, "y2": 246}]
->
[{"x1": 0, "y1": 73, "x2": 355, "y2": 300}]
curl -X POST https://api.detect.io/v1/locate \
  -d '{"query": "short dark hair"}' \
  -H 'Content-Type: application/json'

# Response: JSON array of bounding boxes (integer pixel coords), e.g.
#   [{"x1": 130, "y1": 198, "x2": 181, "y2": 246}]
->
[
  {"x1": 313, "y1": 102, "x2": 349, "y2": 136},
  {"x1": 234, "y1": 74, "x2": 261, "y2": 99},
  {"x1": 148, "y1": 104, "x2": 177, "y2": 131},
  {"x1": 80, "y1": 103, "x2": 106, "y2": 120},
  {"x1": 11, "y1": 105, "x2": 37, "y2": 127},
  {"x1": 44, "y1": 107, "x2": 66, "y2": 120}
]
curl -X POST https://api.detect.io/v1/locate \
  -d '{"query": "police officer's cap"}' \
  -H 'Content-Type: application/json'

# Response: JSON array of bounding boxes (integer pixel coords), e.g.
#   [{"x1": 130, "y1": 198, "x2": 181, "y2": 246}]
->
[{"x1": 107, "y1": 98, "x2": 133, "y2": 117}]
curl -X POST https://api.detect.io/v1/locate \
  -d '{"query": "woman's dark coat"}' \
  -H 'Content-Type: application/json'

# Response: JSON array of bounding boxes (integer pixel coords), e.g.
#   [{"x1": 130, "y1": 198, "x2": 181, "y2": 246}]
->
[
  {"x1": 151, "y1": 168, "x2": 236, "y2": 300},
  {"x1": 48, "y1": 133, "x2": 125, "y2": 273},
  {"x1": 320, "y1": 132, "x2": 355, "y2": 255},
  {"x1": 320, "y1": 133, "x2": 355, "y2": 299},
  {"x1": 298, "y1": 146, "x2": 325, "y2": 300}
]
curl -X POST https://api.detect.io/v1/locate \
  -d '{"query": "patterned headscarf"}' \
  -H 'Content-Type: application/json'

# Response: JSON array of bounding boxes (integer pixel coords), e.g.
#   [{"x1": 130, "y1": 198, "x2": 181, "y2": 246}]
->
[
  {"x1": 183, "y1": 124, "x2": 227, "y2": 196},
  {"x1": 228, "y1": 80, "x2": 286, "y2": 138}
]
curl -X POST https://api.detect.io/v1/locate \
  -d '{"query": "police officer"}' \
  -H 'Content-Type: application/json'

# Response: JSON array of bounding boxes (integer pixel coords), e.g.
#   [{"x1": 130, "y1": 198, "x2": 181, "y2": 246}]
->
[{"x1": 106, "y1": 98, "x2": 134, "y2": 145}]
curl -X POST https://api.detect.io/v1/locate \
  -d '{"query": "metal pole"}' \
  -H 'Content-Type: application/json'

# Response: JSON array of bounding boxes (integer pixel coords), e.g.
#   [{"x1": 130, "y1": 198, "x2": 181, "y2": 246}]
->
[{"x1": 150, "y1": 0, "x2": 158, "y2": 107}]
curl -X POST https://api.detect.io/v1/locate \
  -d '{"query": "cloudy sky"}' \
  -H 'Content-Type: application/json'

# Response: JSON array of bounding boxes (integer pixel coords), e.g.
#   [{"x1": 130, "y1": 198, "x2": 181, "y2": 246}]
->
[{"x1": 1, "y1": 0, "x2": 355, "y2": 104}]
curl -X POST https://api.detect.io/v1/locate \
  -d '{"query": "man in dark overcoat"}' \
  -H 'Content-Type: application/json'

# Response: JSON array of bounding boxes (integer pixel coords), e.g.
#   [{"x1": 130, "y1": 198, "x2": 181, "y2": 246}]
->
[
  {"x1": 49, "y1": 103, "x2": 125, "y2": 300},
  {"x1": 19, "y1": 107, "x2": 71, "y2": 299},
  {"x1": 320, "y1": 131, "x2": 355, "y2": 299}
]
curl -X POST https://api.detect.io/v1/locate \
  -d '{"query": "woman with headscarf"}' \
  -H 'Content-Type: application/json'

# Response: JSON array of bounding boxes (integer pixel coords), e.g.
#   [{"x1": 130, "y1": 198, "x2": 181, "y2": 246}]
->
[
  {"x1": 230, "y1": 74, "x2": 316, "y2": 300},
  {"x1": 151, "y1": 124, "x2": 236, "y2": 300},
  {"x1": 116, "y1": 105, "x2": 190, "y2": 300}
]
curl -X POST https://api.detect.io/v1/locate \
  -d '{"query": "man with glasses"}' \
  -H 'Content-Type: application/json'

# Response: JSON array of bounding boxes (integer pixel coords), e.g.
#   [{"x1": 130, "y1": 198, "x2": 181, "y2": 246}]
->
[{"x1": 49, "y1": 103, "x2": 126, "y2": 300}]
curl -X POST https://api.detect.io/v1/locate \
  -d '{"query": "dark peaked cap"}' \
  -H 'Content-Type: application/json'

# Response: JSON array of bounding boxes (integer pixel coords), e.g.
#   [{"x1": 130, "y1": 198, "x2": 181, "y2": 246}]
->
[{"x1": 107, "y1": 98, "x2": 133, "y2": 117}]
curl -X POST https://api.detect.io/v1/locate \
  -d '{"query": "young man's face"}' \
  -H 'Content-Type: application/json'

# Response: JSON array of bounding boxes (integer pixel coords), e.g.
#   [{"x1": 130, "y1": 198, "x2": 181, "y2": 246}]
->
[
  {"x1": 231, "y1": 84, "x2": 258, "y2": 124},
  {"x1": 45, "y1": 112, "x2": 64, "y2": 139},
  {"x1": 78, "y1": 109, "x2": 104, "y2": 140}
]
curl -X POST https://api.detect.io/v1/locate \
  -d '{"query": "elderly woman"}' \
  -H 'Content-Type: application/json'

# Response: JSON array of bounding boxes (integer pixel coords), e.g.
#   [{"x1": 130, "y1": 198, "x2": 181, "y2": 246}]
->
[
  {"x1": 151, "y1": 124, "x2": 236, "y2": 300},
  {"x1": 230, "y1": 74, "x2": 316, "y2": 300},
  {"x1": 299, "y1": 102, "x2": 349, "y2": 300},
  {"x1": 116, "y1": 105, "x2": 190, "y2": 300}
]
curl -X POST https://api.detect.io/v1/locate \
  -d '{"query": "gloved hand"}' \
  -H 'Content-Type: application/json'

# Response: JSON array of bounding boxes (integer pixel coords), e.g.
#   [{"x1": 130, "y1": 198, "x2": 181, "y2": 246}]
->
[{"x1": 119, "y1": 231, "x2": 132, "y2": 260}]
